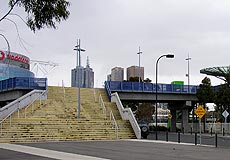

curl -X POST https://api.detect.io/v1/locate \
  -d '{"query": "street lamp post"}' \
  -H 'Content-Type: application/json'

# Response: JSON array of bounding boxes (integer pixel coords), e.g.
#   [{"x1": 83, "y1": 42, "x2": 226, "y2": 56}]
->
[
  {"x1": 155, "y1": 54, "x2": 174, "y2": 140},
  {"x1": 185, "y1": 54, "x2": 191, "y2": 93},
  {"x1": 0, "y1": 34, "x2": 11, "y2": 79},
  {"x1": 74, "y1": 39, "x2": 86, "y2": 119},
  {"x1": 137, "y1": 47, "x2": 142, "y2": 83}
]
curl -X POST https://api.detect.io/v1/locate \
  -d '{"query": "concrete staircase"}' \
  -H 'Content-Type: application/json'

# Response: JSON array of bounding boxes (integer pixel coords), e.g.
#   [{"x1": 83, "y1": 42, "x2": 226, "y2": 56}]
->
[{"x1": 0, "y1": 86, "x2": 135, "y2": 142}]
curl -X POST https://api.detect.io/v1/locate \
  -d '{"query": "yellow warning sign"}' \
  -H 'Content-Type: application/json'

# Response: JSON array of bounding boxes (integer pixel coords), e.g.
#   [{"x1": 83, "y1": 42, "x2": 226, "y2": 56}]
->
[
  {"x1": 168, "y1": 114, "x2": 172, "y2": 119},
  {"x1": 194, "y1": 105, "x2": 206, "y2": 119}
]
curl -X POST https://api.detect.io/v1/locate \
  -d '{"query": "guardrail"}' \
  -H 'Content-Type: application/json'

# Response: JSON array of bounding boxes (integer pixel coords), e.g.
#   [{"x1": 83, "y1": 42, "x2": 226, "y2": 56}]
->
[
  {"x1": 0, "y1": 77, "x2": 47, "y2": 92},
  {"x1": 105, "y1": 81, "x2": 198, "y2": 94},
  {"x1": 111, "y1": 92, "x2": 141, "y2": 139},
  {"x1": 104, "y1": 81, "x2": 112, "y2": 101}
]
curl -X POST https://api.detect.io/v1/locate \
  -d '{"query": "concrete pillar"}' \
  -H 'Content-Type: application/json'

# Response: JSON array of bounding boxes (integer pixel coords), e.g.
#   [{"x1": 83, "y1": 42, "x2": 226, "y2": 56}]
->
[
  {"x1": 170, "y1": 110, "x2": 176, "y2": 132},
  {"x1": 182, "y1": 108, "x2": 189, "y2": 132}
]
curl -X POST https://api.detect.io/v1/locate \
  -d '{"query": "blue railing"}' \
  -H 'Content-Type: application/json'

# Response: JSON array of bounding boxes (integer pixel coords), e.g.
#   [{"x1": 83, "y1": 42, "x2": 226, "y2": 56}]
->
[
  {"x1": 0, "y1": 77, "x2": 47, "y2": 92},
  {"x1": 105, "y1": 81, "x2": 198, "y2": 94}
]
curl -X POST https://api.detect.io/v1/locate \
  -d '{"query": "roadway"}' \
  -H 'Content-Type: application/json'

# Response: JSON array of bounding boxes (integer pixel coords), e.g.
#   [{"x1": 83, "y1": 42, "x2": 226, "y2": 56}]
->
[{"x1": 0, "y1": 139, "x2": 230, "y2": 160}]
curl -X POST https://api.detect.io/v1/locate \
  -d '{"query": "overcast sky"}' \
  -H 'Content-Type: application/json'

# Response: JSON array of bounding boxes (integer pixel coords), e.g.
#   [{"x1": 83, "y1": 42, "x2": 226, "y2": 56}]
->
[{"x1": 1, "y1": 0, "x2": 230, "y2": 87}]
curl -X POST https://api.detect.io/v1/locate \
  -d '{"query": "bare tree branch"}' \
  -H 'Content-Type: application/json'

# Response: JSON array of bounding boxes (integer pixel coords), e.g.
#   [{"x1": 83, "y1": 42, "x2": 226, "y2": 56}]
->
[
  {"x1": 5, "y1": 18, "x2": 31, "y2": 54},
  {"x1": 0, "y1": 0, "x2": 20, "y2": 22}
]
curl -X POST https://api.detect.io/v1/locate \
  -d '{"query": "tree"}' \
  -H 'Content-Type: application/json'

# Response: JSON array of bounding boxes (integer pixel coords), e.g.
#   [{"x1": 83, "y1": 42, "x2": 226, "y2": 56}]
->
[
  {"x1": 0, "y1": 0, "x2": 70, "y2": 32},
  {"x1": 196, "y1": 77, "x2": 214, "y2": 104},
  {"x1": 143, "y1": 78, "x2": 152, "y2": 83},
  {"x1": 135, "y1": 103, "x2": 155, "y2": 121},
  {"x1": 196, "y1": 77, "x2": 214, "y2": 132},
  {"x1": 128, "y1": 77, "x2": 140, "y2": 82},
  {"x1": 214, "y1": 84, "x2": 230, "y2": 122}
]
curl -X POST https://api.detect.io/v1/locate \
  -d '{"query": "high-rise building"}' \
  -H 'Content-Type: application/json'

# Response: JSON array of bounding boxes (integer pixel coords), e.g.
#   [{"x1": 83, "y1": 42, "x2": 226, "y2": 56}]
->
[
  {"x1": 109, "y1": 67, "x2": 124, "y2": 81},
  {"x1": 71, "y1": 57, "x2": 94, "y2": 88},
  {"x1": 71, "y1": 66, "x2": 84, "y2": 87},
  {"x1": 83, "y1": 57, "x2": 94, "y2": 88},
  {"x1": 127, "y1": 65, "x2": 144, "y2": 81}
]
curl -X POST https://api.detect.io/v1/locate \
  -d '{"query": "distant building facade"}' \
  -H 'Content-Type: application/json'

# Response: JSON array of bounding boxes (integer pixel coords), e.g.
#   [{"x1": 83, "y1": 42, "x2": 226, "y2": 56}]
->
[
  {"x1": 71, "y1": 57, "x2": 94, "y2": 88},
  {"x1": 109, "y1": 67, "x2": 124, "y2": 81},
  {"x1": 127, "y1": 65, "x2": 144, "y2": 81}
]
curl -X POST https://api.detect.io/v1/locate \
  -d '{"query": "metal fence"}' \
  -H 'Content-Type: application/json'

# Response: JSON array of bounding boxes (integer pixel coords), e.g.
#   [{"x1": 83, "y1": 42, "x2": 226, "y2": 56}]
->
[
  {"x1": 0, "y1": 77, "x2": 47, "y2": 91},
  {"x1": 105, "y1": 81, "x2": 198, "y2": 94}
]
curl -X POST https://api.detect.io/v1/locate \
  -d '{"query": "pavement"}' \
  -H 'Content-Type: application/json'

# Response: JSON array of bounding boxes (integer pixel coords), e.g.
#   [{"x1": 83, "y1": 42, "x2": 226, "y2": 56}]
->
[{"x1": 0, "y1": 139, "x2": 230, "y2": 160}]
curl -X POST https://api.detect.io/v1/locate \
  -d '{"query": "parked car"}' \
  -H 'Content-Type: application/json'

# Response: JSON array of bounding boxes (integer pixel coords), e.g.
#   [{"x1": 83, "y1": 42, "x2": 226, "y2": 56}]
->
[{"x1": 138, "y1": 120, "x2": 150, "y2": 139}]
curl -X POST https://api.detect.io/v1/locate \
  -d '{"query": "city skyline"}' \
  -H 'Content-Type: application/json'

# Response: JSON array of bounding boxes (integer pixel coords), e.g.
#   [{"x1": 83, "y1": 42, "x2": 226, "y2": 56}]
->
[
  {"x1": 1, "y1": 1, "x2": 229, "y2": 87},
  {"x1": 71, "y1": 57, "x2": 94, "y2": 88}
]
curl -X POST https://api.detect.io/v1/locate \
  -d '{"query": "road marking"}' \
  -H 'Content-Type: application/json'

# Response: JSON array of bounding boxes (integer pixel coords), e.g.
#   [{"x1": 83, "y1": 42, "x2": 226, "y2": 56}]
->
[
  {"x1": 125, "y1": 139, "x2": 214, "y2": 147},
  {"x1": 0, "y1": 143, "x2": 110, "y2": 160}
]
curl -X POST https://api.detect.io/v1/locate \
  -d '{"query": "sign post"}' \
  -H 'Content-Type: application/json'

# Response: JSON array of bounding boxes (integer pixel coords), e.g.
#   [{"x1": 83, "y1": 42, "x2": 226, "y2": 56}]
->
[
  {"x1": 194, "y1": 105, "x2": 206, "y2": 145},
  {"x1": 168, "y1": 114, "x2": 172, "y2": 130},
  {"x1": 222, "y1": 110, "x2": 229, "y2": 134}
]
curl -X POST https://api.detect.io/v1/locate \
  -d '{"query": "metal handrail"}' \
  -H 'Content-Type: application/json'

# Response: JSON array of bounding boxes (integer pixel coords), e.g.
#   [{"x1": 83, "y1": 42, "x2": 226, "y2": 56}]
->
[
  {"x1": 94, "y1": 88, "x2": 97, "y2": 102},
  {"x1": 24, "y1": 90, "x2": 47, "y2": 118},
  {"x1": 110, "y1": 110, "x2": 119, "y2": 139},
  {"x1": 0, "y1": 89, "x2": 47, "y2": 135},
  {"x1": 62, "y1": 80, "x2": 66, "y2": 105},
  {"x1": 0, "y1": 107, "x2": 18, "y2": 135},
  {"x1": 99, "y1": 94, "x2": 107, "y2": 119}
]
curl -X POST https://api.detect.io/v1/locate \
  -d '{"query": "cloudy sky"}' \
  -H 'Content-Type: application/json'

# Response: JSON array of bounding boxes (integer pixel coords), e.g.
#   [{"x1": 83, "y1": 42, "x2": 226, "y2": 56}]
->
[{"x1": 1, "y1": 0, "x2": 230, "y2": 87}]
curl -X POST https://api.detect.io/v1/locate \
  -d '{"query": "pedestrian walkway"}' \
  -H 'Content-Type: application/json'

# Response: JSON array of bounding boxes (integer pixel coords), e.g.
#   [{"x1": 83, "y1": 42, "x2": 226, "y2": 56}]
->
[{"x1": 0, "y1": 143, "x2": 109, "y2": 160}]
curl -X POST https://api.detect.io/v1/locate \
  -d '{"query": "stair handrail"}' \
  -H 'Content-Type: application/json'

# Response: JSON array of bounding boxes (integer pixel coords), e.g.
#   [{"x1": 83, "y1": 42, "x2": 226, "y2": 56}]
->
[
  {"x1": 0, "y1": 106, "x2": 18, "y2": 135},
  {"x1": 24, "y1": 89, "x2": 48, "y2": 118},
  {"x1": 110, "y1": 110, "x2": 119, "y2": 139},
  {"x1": 94, "y1": 88, "x2": 97, "y2": 102},
  {"x1": 99, "y1": 94, "x2": 107, "y2": 119},
  {"x1": 111, "y1": 92, "x2": 141, "y2": 139},
  {"x1": 62, "y1": 80, "x2": 66, "y2": 105},
  {"x1": 0, "y1": 89, "x2": 47, "y2": 135}
]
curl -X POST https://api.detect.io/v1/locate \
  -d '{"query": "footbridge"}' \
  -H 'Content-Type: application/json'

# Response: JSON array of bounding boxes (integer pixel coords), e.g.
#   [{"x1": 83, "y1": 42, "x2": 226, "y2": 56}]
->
[{"x1": 105, "y1": 81, "x2": 199, "y2": 132}]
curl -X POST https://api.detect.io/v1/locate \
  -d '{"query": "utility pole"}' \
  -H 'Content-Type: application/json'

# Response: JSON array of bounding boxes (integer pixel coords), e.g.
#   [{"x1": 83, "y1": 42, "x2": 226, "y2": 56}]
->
[
  {"x1": 137, "y1": 47, "x2": 142, "y2": 83},
  {"x1": 74, "y1": 39, "x2": 86, "y2": 119},
  {"x1": 186, "y1": 54, "x2": 191, "y2": 93}
]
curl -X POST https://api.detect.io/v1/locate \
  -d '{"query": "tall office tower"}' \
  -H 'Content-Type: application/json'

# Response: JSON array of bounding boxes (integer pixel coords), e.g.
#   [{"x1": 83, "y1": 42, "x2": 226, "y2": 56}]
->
[
  {"x1": 71, "y1": 57, "x2": 94, "y2": 88},
  {"x1": 127, "y1": 65, "x2": 144, "y2": 81},
  {"x1": 71, "y1": 66, "x2": 84, "y2": 87},
  {"x1": 83, "y1": 57, "x2": 94, "y2": 88},
  {"x1": 110, "y1": 67, "x2": 124, "y2": 81}
]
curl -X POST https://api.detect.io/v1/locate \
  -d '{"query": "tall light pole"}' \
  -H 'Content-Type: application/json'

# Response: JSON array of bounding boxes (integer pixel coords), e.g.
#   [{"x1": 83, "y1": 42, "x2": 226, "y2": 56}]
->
[
  {"x1": 74, "y1": 39, "x2": 86, "y2": 119},
  {"x1": 155, "y1": 54, "x2": 174, "y2": 140},
  {"x1": 185, "y1": 54, "x2": 191, "y2": 93},
  {"x1": 137, "y1": 47, "x2": 142, "y2": 83},
  {"x1": 0, "y1": 34, "x2": 10, "y2": 54},
  {"x1": 0, "y1": 33, "x2": 10, "y2": 79}
]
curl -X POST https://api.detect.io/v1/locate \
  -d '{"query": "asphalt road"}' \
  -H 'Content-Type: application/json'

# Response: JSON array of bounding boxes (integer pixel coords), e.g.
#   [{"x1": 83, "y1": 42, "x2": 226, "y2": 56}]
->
[{"x1": 1, "y1": 140, "x2": 230, "y2": 160}]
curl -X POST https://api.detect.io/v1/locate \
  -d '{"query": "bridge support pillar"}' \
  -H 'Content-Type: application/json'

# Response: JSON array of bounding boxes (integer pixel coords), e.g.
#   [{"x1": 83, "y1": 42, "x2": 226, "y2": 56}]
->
[
  {"x1": 182, "y1": 108, "x2": 189, "y2": 132},
  {"x1": 170, "y1": 110, "x2": 177, "y2": 132}
]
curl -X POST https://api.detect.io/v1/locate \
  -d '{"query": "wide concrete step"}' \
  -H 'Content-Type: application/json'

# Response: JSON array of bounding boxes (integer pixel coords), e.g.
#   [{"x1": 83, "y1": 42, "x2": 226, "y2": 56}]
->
[{"x1": 0, "y1": 87, "x2": 136, "y2": 142}]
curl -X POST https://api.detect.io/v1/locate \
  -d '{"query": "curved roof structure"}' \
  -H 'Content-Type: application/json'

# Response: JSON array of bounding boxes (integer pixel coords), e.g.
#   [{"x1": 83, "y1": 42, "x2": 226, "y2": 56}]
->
[{"x1": 200, "y1": 66, "x2": 230, "y2": 83}]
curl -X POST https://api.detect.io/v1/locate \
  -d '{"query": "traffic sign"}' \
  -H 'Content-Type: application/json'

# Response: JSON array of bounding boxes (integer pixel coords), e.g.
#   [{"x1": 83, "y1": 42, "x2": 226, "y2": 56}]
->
[
  {"x1": 194, "y1": 105, "x2": 206, "y2": 119},
  {"x1": 168, "y1": 114, "x2": 172, "y2": 119},
  {"x1": 222, "y1": 110, "x2": 229, "y2": 118}
]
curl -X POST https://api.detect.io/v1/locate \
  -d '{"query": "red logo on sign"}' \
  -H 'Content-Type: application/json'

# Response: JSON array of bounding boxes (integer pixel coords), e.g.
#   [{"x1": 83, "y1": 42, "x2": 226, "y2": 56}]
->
[{"x1": 0, "y1": 51, "x2": 5, "y2": 60}]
